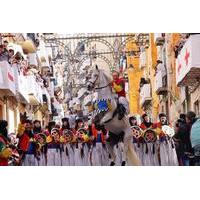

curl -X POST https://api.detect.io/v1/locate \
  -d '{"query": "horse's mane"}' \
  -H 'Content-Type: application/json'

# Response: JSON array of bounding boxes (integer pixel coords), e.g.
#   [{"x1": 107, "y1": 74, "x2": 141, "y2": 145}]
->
[{"x1": 98, "y1": 68, "x2": 112, "y2": 84}]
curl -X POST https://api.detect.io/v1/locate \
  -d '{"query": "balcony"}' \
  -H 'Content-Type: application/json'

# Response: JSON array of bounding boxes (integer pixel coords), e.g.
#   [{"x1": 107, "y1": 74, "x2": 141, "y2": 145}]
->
[
  {"x1": 139, "y1": 51, "x2": 146, "y2": 69},
  {"x1": 155, "y1": 70, "x2": 168, "y2": 95},
  {"x1": 176, "y1": 34, "x2": 200, "y2": 86},
  {"x1": 154, "y1": 33, "x2": 165, "y2": 46},
  {"x1": 27, "y1": 75, "x2": 43, "y2": 105},
  {"x1": 13, "y1": 64, "x2": 30, "y2": 103},
  {"x1": 0, "y1": 61, "x2": 16, "y2": 96},
  {"x1": 42, "y1": 88, "x2": 51, "y2": 112},
  {"x1": 28, "y1": 53, "x2": 38, "y2": 68},
  {"x1": 140, "y1": 83, "x2": 152, "y2": 107}
]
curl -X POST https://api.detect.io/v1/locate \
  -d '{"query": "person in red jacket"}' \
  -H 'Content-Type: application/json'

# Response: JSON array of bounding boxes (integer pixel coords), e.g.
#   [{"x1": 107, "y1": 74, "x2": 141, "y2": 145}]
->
[
  {"x1": 89, "y1": 123, "x2": 108, "y2": 166},
  {"x1": 140, "y1": 114, "x2": 153, "y2": 130},
  {"x1": 153, "y1": 113, "x2": 170, "y2": 129},
  {"x1": 111, "y1": 71, "x2": 126, "y2": 98},
  {"x1": 111, "y1": 71, "x2": 129, "y2": 119}
]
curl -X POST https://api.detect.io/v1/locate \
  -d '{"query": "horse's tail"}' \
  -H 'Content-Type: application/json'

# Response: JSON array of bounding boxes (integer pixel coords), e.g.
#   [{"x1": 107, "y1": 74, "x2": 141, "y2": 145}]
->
[{"x1": 127, "y1": 143, "x2": 140, "y2": 166}]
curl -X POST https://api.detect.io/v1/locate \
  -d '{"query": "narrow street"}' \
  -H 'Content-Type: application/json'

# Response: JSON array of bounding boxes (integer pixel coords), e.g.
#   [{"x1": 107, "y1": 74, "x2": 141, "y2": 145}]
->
[{"x1": 0, "y1": 33, "x2": 200, "y2": 166}]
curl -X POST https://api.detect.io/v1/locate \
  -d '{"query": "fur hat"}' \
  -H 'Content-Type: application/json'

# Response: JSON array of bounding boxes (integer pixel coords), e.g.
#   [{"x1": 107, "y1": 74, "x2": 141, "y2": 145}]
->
[{"x1": 159, "y1": 113, "x2": 167, "y2": 119}]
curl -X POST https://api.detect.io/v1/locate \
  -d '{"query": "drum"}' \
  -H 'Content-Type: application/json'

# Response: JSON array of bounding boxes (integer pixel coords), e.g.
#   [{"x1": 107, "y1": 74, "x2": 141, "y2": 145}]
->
[
  {"x1": 161, "y1": 125, "x2": 175, "y2": 137},
  {"x1": 131, "y1": 126, "x2": 143, "y2": 140},
  {"x1": 143, "y1": 129, "x2": 157, "y2": 143}
]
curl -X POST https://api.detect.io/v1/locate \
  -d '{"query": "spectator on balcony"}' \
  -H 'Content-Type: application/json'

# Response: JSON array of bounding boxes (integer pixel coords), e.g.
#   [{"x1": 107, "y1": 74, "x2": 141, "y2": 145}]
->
[
  {"x1": 3, "y1": 40, "x2": 9, "y2": 50},
  {"x1": 8, "y1": 49, "x2": 15, "y2": 64},
  {"x1": 0, "y1": 44, "x2": 9, "y2": 62}
]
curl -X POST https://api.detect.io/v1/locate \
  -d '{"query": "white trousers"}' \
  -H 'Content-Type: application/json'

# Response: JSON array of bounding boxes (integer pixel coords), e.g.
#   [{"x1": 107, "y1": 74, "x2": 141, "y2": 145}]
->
[
  {"x1": 47, "y1": 149, "x2": 61, "y2": 166},
  {"x1": 74, "y1": 143, "x2": 84, "y2": 166},
  {"x1": 91, "y1": 143, "x2": 109, "y2": 166},
  {"x1": 61, "y1": 144, "x2": 70, "y2": 166},
  {"x1": 82, "y1": 144, "x2": 91, "y2": 166},
  {"x1": 22, "y1": 154, "x2": 36, "y2": 166}
]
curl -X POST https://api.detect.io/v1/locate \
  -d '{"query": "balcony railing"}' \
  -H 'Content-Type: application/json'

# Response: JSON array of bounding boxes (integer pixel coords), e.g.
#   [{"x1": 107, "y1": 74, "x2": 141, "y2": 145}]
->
[
  {"x1": 27, "y1": 75, "x2": 43, "y2": 105},
  {"x1": 140, "y1": 83, "x2": 152, "y2": 107}
]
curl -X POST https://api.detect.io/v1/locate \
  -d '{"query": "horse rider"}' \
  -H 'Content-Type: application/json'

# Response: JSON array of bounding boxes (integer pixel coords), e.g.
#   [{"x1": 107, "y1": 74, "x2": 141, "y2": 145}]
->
[{"x1": 110, "y1": 70, "x2": 129, "y2": 120}]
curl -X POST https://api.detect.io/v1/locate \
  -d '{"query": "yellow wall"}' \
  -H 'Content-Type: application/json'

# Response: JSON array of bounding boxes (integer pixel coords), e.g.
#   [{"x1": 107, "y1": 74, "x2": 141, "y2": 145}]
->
[
  {"x1": 149, "y1": 33, "x2": 159, "y2": 120},
  {"x1": 126, "y1": 40, "x2": 143, "y2": 115}
]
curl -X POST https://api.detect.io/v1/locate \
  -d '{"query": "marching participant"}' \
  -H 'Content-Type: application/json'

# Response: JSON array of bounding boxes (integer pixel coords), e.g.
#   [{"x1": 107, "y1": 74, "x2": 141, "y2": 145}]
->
[
  {"x1": 46, "y1": 121, "x2": 62, "y2": 166},
  {"x1": 74, "y1": 118, "x2": 85, "y2": 166},
  {"x1": 33, "y1": 120, "x2": 46, "y2": 166},
  {"x1": 80, "y1": 118, "x2": 91, "y2": 166},
  {"x1": 60, "y1": 118, "x2": 71, "y2": 166},
  {"x1": 140, "y1": 114, "x2": 153, "y2": 130},
  {"x1": 154, "y1": 113, "x2": 178, "y2": 166},
  {"x1": 0, "y1": 120, "x2": 12, "y2": 166},
  {"x1": 89, "y1": 123, "x2": 108, "y2": 166},
  {"x1": 18, "y1": 120, "x2": 37, "y2": 166}
]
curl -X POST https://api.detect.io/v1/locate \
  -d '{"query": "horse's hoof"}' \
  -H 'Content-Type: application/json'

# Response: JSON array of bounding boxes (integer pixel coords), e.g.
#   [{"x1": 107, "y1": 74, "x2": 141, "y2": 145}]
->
[
  {"x1": 121, "y1": 161, "x2": 126, "y2": 166},
  {"x1": 110, "y1": 161, "x2": 115, "y2": 166}
]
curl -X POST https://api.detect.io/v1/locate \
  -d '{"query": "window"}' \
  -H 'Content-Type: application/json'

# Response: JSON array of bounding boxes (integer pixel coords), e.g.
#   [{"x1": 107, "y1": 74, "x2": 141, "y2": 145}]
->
[{"x1": 194, "y1": 100, "x2": 200, "y2": 117}]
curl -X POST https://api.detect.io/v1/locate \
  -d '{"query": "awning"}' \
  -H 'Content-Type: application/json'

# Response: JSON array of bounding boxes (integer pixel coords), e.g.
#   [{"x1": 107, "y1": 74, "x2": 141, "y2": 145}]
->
[{"x1": 27, "y1": 75, "x2": 43, "y2": 105}]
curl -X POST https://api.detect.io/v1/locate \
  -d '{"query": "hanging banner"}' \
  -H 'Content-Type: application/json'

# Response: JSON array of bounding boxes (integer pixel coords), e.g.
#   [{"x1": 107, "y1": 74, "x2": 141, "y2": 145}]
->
[
  {"x1": 176, "y1": 34, "x2": 200, "y2": 86},
  {"x1": 0, "y1": 61, "x2": 16, "y2": 96}
]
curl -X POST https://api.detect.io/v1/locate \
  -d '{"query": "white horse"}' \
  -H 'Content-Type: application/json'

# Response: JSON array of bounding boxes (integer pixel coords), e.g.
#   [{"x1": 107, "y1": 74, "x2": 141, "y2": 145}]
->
[{"x1": 86, "y1": 65, "x2": 140, "y2": 166}]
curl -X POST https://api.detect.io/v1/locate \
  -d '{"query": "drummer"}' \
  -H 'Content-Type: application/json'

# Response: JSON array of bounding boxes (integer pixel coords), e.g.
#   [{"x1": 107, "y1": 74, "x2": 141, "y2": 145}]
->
[
  {"x1": 153, "y1": 113, "x2": 171, "y2": 130},
  {"x1": 140, "y1": 114, "x2": 153, "y2": 130},
  {"x1": 74, "y1": 118, "x2": 85, "y2": 166},
  {"x1": 60, "y1": 118, "x2": 71, "y2": 166},
  {"x1": 129, "y1": 116, "x2": 138, "y2": 126}
]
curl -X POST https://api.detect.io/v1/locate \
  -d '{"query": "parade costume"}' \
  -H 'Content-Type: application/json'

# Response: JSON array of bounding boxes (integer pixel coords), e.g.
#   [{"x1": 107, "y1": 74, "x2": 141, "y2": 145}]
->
[
  {"x1": 21, "y1": 131, "x2": 37, "y2": 166},
  {"x1": 153, "y1": 114, "x2": 178, "y2": 166},
  {"x1": 60, "y1": 128, "x2": 73, "y2": 166},
  {"x1": 90, "y1": 124, "x2": 108, "y2": 166},
  {"x1": 46, "y1": 128, "x2": 61, "y2": 166},
  {"x1": 17, "y1": 120, "x2": 39, "y2": 166},
  {"x1": 33, "y1": 123, "x2": 46, "y2": 166},
  {"x1": 111, "y1": 75, "x2": 129, "y2": 119}
]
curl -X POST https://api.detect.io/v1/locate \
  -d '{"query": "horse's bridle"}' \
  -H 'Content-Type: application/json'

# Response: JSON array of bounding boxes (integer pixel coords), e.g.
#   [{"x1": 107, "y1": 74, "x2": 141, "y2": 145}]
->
[{"x1": 88, "y1": 74, "x2": 111, "y2": 90}]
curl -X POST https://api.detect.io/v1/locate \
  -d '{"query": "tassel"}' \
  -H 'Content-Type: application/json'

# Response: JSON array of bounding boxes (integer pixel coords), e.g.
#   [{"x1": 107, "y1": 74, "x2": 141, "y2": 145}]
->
[
  {"x1": 145, "y1": 143, "x2": 148, "y2": 154},
  {"x1": 80, "y1": 147, "x2": 84, "y2": 159},
  {"x1": 65, "y1": 146, "x2": 69, "y2": 156},
  {"x1": 153, "y1": 143, "x2": 155, "y2": 154},
  {"x1": 171, "y1": 140, "x2": 175, "y2": 149}
]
